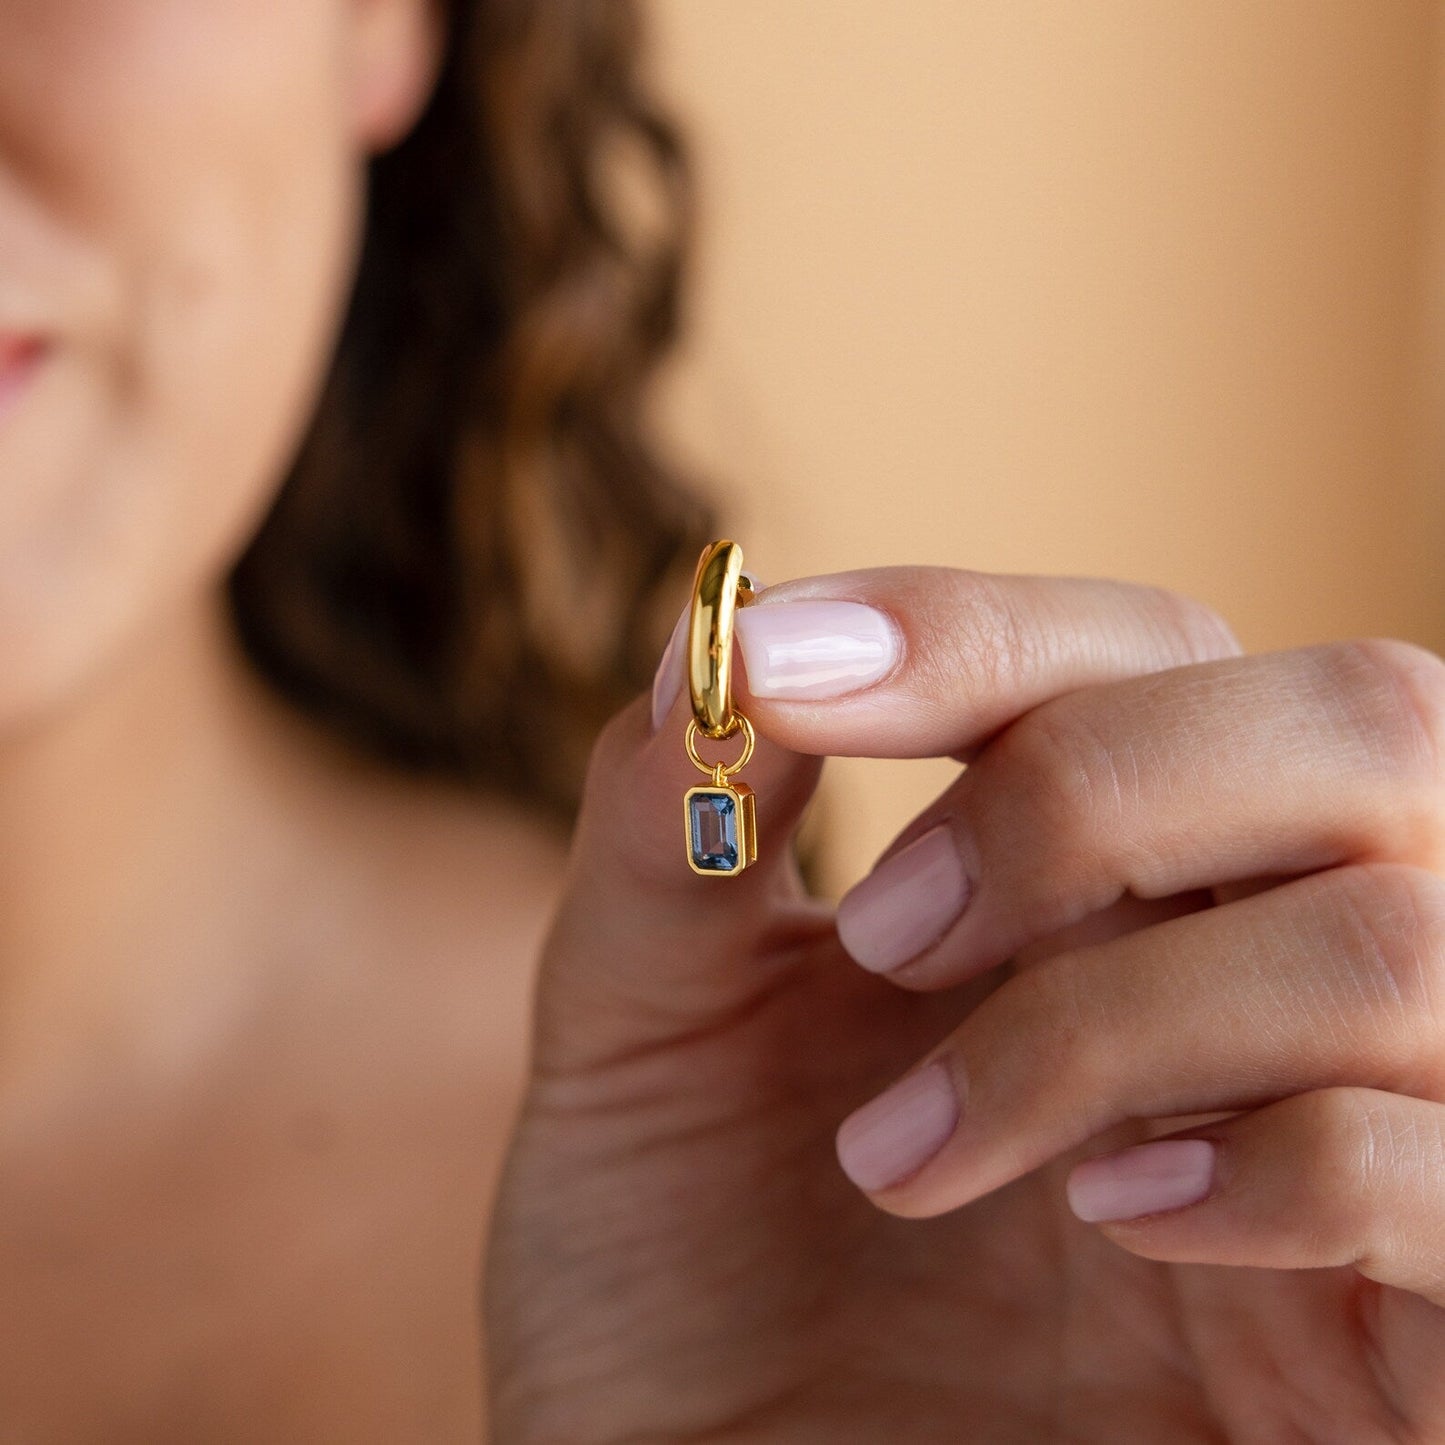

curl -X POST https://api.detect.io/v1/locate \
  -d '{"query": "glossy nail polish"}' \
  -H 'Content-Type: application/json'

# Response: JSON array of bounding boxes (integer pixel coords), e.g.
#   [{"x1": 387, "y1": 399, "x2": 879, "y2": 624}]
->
[
  {"x1": 734, "y1": 599, "x2": 900, "y2": 699},
  {"x1": 1066, "y1": 1139, "x2": 1216, "y2": 1222}
]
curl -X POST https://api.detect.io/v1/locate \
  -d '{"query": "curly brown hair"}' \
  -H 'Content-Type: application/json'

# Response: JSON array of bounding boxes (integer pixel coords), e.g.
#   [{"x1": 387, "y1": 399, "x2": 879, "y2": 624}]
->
[{"x1": 226, "y1": 0, "x2": 717, "y2": 826}]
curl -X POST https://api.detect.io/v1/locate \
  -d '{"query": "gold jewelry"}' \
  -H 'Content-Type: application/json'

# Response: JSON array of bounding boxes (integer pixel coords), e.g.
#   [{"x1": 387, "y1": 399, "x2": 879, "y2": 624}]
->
[{"x1": 683, "y1": 540, "x2": 759, "y2": 875}]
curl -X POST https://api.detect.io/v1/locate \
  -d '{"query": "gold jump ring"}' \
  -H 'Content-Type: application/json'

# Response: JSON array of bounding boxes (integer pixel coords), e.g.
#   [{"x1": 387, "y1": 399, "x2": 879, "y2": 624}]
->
[{"x1": 685, "y1": 714, "x2": 756, "y2": 781}]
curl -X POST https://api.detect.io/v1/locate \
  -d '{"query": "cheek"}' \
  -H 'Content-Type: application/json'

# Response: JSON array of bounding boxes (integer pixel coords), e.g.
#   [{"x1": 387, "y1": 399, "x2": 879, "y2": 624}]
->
[{"x1": 0, "y1": 0, "x2": 362, "y2": 718}]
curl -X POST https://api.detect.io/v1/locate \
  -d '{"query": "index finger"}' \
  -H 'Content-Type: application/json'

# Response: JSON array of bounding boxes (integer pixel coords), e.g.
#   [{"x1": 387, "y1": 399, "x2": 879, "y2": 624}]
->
[
  {"x1": 544, "y1": 565, "x2": 1239, "y2": 1075},
  {"x1": 705, "y1": 566, "x2": 1243, "y2": 760}
]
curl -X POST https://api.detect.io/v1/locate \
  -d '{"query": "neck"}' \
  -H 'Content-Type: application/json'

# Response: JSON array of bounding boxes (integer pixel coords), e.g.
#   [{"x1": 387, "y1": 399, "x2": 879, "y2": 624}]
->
[{"x1": 0, "y1": 587, "x2": 359, "y2": 1106}]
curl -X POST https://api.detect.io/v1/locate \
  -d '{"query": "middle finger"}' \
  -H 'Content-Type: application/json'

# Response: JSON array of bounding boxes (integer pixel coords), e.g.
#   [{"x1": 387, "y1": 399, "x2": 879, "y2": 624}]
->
[{"x1": 835, "y1": 638, "x2": 1445, "y2": 984}]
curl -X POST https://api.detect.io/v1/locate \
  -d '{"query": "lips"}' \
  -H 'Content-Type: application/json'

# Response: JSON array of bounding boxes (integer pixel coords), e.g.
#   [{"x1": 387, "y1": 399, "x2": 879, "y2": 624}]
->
[{"x1": 0, "y1": 331, "x2": 48, "y2": 429}]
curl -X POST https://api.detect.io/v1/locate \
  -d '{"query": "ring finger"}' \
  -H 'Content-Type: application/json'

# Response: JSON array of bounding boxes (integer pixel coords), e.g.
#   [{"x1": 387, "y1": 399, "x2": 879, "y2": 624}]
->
[{"x1": 833, "y1": 859, "x2": 1445, "y2": 1218}]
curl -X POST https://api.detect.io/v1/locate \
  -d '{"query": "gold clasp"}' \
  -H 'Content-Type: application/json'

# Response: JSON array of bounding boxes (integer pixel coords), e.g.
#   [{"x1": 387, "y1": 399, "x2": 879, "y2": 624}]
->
[
  {"x1": 686, "y1": 539, "x2": 755, "y2": 740},
  {"x1": 684, "y1": 714, "x2": 756, "y2": 786}
]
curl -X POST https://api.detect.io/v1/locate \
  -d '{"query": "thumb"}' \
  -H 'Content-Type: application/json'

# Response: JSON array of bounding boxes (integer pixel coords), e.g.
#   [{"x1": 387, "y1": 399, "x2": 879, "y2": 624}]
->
[{"x1": 531, "y1": 601, "x2": 829, "y2": 1076}]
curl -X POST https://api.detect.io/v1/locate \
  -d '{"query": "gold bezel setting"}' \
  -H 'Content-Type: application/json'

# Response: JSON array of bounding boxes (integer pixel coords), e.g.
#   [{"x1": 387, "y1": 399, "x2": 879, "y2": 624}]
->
[{"x1": 683, "y1": 780, "x2": 757, "y2": 876}]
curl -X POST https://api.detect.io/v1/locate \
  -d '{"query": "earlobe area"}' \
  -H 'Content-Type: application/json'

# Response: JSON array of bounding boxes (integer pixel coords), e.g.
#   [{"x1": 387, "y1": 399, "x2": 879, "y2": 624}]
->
[{"x1": 349, "y1": 0, "x2": 447, "y2": 155}]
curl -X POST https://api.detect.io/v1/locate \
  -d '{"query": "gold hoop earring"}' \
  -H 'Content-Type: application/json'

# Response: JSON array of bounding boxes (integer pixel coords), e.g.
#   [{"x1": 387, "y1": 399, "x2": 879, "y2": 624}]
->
[{"x1": 682, "y1": 540, "x2": 759, "y2": 876}]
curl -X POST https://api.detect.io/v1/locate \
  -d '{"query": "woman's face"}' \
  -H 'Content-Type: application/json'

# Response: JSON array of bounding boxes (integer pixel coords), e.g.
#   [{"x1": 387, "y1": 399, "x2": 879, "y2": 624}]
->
[{"x1": 0, "y1": 0, "x2": 438, "y2": 723}]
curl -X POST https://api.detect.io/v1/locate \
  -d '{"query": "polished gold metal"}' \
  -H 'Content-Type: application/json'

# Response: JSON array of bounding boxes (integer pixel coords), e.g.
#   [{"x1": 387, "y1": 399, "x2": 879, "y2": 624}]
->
[
  {"x1": 682, "y1": 540, "x2": 759, "y2": 876},
  {"x1": 683, "y1": 780, "x2": 757, "y2": 876},
  {"x1": 686, "y1": 539, "x2": 756, "y2": 740},
  {"x1": 684, "y1": 713, "x2": 755, "y2": 784}
]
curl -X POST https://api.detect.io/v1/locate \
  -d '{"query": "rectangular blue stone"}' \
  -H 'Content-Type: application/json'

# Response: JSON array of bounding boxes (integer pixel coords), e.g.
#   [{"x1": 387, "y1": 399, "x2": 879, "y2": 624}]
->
[{"x1": 688, "y1": 789, "x2": 740, "y2": 872}]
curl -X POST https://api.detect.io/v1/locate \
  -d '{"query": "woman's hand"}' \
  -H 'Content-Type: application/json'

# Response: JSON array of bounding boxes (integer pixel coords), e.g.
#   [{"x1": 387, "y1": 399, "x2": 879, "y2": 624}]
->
[{"x1": 484, "y1": 565, "x2": 1445, "y2": 1443}]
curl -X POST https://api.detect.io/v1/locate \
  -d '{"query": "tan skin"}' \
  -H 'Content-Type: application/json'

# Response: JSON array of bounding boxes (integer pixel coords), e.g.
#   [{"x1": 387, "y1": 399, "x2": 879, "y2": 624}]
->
[
  {"x1": 0, "y1": 0, "x2": 562, "y2": 1438},
  {"x1": 9, "y1": 1, "x2": 1445, "y2": 1440},
  {"x1": 489, "y1": 569, "x2": 1445, "y2": 1442}
]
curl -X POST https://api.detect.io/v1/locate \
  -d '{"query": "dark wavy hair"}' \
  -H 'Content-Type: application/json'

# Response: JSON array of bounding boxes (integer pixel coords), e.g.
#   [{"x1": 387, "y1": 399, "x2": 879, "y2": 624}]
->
[{"x1": 226, "y1": 0, "x2": 717, "y2": 826}]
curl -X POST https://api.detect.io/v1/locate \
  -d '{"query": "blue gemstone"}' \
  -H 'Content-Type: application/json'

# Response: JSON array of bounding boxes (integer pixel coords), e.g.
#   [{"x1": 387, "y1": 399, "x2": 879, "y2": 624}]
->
[{"x1": 689, "y1": 790, "x2": 739, "y2": 871}]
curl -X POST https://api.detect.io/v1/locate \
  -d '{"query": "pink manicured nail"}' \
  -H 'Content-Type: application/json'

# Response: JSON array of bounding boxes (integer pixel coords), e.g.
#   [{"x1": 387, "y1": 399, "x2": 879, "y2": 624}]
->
[
  {"x1": 1066, "y1": 1139, "x2": 1216, "y2": 1223},
  {"x1": 650, "y1": 603, "x2": 690, "y2": 735},
  {"x1": 835, "y1": 1061, "x2": 959, "y2": 1193},
  {"x1": 835, "y1": 824, "x2": 969, "y2": 973},
  {"x1": 734, "y1": 599, "x2": 899, "y2": 699}
]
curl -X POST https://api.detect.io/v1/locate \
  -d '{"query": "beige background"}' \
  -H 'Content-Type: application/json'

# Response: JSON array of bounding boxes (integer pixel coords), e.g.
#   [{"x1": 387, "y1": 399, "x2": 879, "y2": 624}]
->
[{"x1": 642, "y1": 1, "x2": 1445, "y2": 896}]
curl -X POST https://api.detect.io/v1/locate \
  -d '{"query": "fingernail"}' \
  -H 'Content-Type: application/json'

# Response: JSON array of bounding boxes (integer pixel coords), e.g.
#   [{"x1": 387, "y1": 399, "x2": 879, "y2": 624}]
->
[
  {"x1": 1066, "y1": 1139, "x2": 1216, "y2": 1223},
  {"x1": 835, "y1": 824, "x2": 969, "y2": 974},
  {"x1": 836, "y1": 1061, "x2": 959, "y2": 1193},
  {"x1": 734, "y1": 599, "x2": 899, "y2": 699},
  {"x1": 650, "y1": 603, "x2": 690, "y2": 735}
]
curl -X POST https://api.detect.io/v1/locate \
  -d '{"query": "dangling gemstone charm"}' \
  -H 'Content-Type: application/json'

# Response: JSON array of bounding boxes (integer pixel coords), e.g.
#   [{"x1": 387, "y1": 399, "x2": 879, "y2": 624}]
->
[
  {"x1": 682, "y1": 540, "x2": 759, "y2": 877},
  {"x1": 684, "y1": 717, "x2": 758, "y2": 876}
]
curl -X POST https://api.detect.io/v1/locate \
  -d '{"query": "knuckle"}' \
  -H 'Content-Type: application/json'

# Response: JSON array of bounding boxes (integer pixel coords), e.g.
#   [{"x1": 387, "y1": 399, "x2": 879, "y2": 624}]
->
[
  {"x1": 996, "y1": 705, "x2": 1120, "y2": 861},
  {"x1": 1329, "y1": 638, "x2": 1445, "y2": 790},
  {"x1": 924, "y1": 569, "x2": 1047, "y2": 701},
  {"x1": 1287, "y1": 1088, "x2": 1394, "y2": 1250},
  {"x1": 1144, "y1": 586, "x2": 1244, "y2": 664},
  {"x1": 998, "y1": 954, "x2": 1117, "y2": 1128},
  {"x1": 1326, "y1": 861, "x2": 1445, "y2": 1034},
  {"x1": 1300, "y1": 1087, "x2": 1380, "y2": 1177},
  {"x1": 993, "y1": 702, "x2": 1159, "y2": 907},
  {"x1": 1288, "y1": 1086, "x2": 1421, "y2": 1271}
]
